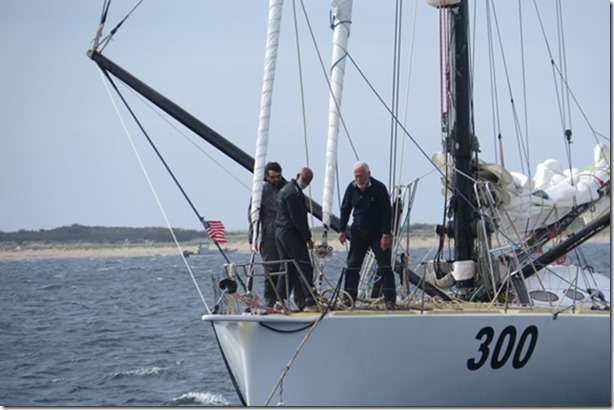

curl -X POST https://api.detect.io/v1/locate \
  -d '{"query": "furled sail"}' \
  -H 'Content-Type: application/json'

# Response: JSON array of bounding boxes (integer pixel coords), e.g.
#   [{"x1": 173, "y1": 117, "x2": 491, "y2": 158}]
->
[
  {"x1": 435, "y1": 143, "x2": 611, "y2": 242},
  {"x1": 249, "y1": 0, "x2": 284, "y2": 249},
  {"x1": 321, "y1": 0, "x2": 353, "y2": 230},
  {"x1": 500, "y1": 143, "x2": 610, "y2": 239}
]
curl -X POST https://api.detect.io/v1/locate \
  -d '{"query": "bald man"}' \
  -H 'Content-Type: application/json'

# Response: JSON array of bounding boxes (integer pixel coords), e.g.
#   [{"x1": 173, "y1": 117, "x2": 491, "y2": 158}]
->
[{"x1": 274, "y1": 167, "x2": 317, "y2": 311}]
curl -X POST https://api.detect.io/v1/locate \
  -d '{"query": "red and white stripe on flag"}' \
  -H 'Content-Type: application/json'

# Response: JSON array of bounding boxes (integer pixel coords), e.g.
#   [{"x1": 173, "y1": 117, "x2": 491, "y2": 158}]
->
[{"x1": 205, "y1": 220, "x2": 227, "y2": 243}]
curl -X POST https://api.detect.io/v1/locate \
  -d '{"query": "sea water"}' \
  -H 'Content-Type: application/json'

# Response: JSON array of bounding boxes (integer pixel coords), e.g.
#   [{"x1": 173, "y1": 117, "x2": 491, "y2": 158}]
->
[{"x1": 0, "y1": 243, "x2": 609, "y2": 406}]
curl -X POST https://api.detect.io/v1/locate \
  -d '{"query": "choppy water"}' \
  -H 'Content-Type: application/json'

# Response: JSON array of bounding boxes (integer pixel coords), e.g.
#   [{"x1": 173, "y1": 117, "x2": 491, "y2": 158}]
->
[{"x1": 0, "y1": 243, "x2": 609, "y2": 406}]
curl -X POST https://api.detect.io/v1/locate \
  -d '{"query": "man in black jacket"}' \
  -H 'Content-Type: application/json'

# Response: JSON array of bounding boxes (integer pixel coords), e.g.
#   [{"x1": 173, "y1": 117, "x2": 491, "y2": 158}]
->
[
  {"x1": 338, "y1": 161, "x2": 396, "y2": 309},
  {"x1": 275, "y1": 167, "x2": 317, "y2": 311}
]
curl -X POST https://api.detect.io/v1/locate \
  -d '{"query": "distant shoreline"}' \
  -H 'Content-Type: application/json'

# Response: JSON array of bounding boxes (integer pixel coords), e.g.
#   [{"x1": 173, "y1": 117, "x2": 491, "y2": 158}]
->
[
  {"x1": 0, "y1": 234, "x2": 608, "y2": 261},
  {"x1": 0, "y1": 235, "x2": 444, "y2": 261}
]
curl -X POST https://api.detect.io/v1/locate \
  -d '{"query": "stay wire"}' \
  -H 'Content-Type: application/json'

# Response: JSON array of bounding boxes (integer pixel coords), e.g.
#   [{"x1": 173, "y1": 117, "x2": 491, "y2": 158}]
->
[
  {"x1": 97, "y1": 68, "x2": 211, "y2": 313},
  {"x1": 295, "y1": 0, "x2": 355, "y2": 248},
  {"x1": 291, "y1": 0, "x2": 319, "y2": 250},
  {"x1": 554, "y1": 0, "x2": 575, "y2": 181},
  {"x1": 109, "y1": 0, "x2": 143, "y2": 36},
  {"x1": 295, "y1": 0, "x2": 363, "y2": 238},
  {"x1": 95, "y1": 0, "x2": 144, "y2": 54},
  {"x1": 345, "y1": 52, "x2": 435, "y2": 175},
  {"x1": 389, "y1": 0, "x2": 406, "y2": 264},
  {"x1": 388, "y1": 0, "x2": 403, "y2": 190},
  {"x1": 344, "y1": 40, "x2": 496, "y2": 239},
  {"x1": 297, "y1": 0, "x2": 359, "y2": 161},
  {"x1": 292, "y1": 0, "x2": 310, "y2": 170},
  {"x1": 531, "y1": 1, "x2": 607, "y2": 171},
  {"x1": 91, "y1": 0, "x2": 111, "y2": 52},
  {"x1": 345, "y1": 49, "x2": 491, "y2": 247},
  {"x1": 99, "y1": 69, "x2": 237, "y2": 268},
  {"x1": 399, "y1": 0, "x2": 418, "y2": 178},
  {"x1": 517, "y1": 0, "x2": 531, "y2": 169},
  {"x1": 484, "y1": 1, "x2": 503, "y2": 165},
  {"x1": 488, "y1": 1, "x2": 531, "y2": 176},
  {"x1": 122, "y1": 84, "x2": 250, "y2": 191},
  {"x1": 99, "y1": 0, "x2": 110, "y2": 25}
]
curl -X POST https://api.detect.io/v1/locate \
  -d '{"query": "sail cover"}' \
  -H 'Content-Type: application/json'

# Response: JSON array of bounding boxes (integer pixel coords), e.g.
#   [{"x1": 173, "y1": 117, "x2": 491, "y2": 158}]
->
[
  {"x1": 322, "y1": 0, "x2": 353, "y2": 229},
  {"x1": 249, "y1": 0, "x2": 284, "y2": 247}
]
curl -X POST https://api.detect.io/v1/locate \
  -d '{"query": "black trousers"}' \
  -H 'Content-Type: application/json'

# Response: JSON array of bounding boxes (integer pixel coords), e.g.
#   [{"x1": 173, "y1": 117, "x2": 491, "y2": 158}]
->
[
  {"x1": 275, "y1": 228, "x2": 315, "y2": 309},
  {"x1": 344, "y1": 225, "x2": 396, "y2": 304}
]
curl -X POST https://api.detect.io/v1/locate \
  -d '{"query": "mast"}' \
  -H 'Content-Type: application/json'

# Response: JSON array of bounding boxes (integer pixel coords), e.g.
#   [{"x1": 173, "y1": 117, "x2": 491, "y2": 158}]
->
[
  {"x1": 249, "y1": 0, "x2": 284, "y2": 249},
  {"x1": 321, "y1": 0, "x2": 353, "y2": 234},
  {"x1": 429, "y1": 0, "x2": 476, "y2": 295},
  {"x1": 449, "y1": 0, "x2": 475, "y2": 293}
]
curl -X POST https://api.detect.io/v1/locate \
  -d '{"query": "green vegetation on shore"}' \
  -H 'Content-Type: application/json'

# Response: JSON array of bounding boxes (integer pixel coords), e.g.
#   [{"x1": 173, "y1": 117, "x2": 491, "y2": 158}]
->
[
  {"x1": 0, "y1": 223, "x2": 607, "y2": 250},
  {"x1": 0, "y1": 223, "x2": 436, "y2": 246}
]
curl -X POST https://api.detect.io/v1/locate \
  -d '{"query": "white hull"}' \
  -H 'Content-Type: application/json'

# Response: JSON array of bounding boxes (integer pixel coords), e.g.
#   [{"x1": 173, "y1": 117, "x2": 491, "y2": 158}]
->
[
  {"x1": 204, "y1": 308, "x2": 611, "y2": 406},
  {"x1": 85, "y1": 0, "x2": 611, "y2": 407}
]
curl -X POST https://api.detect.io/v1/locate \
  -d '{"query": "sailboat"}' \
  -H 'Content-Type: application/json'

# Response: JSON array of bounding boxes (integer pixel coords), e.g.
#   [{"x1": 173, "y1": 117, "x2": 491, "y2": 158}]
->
[{"x1": 87, "y1": 0, "x2": 610, "y2": 406}]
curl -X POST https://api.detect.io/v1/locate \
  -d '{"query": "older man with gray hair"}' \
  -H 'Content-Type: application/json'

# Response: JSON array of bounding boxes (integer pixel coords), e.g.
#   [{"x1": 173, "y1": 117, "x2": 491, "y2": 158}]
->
[{"x1": 338, "y1": 161, "x2": 396, "y2": 309}]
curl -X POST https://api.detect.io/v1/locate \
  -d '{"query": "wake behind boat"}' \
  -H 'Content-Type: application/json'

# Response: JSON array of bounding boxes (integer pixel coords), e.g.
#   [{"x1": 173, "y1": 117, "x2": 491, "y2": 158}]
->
[{"x1": 87, "y1": 0, "x2": 610, "y2": 406}]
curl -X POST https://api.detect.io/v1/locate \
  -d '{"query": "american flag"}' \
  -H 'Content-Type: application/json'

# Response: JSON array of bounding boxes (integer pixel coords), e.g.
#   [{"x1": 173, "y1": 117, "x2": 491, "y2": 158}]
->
[{"x1": 204, "y1": 220, "x2": 227, "y2": 243}]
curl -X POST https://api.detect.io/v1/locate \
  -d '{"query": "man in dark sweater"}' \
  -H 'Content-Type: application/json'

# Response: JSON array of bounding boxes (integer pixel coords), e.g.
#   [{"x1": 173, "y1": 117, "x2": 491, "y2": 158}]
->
[
  {"x1": 275, "y1": 167, "x2": 317, "y2": 311},
  {"x1": 338, "y1": 161, "x2": 396, "y2": 309}
]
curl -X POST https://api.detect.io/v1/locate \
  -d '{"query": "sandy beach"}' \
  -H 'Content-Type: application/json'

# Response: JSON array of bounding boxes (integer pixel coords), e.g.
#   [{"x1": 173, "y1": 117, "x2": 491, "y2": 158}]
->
[
  {"x1": 0, "y1": 241, "x2": 330, "y2": 261},
  {"x1": 0, "y1": 244, "x2": 193, "y2": 261},
  {"x1": 0, "y1": 233, "x2": 608, "y2": 261},
  {"x1": 0, "y1": 236, "x2": 439, "y2": 261}
]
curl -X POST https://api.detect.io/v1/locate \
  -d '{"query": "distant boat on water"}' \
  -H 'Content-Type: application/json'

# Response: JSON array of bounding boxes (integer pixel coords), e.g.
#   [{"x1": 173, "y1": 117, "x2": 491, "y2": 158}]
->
[{"x1": 183, "y1": 242, "x2": 238, "y2": 258}]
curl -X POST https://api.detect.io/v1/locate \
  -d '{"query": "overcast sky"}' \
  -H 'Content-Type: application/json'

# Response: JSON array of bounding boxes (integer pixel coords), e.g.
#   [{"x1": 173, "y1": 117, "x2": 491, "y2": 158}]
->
[{"x1": 0, "y1": 0, "x2": 609, "y2": 233}]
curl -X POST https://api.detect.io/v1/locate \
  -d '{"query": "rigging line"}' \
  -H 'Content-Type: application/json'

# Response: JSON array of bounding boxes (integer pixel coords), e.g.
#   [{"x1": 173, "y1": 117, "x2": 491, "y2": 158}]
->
[
  {"x1": 292, "y1": 0, "x2": 317, "y2": 239},
  {"x1": 389, "y1": 1, "x2": 404, "y2": 252},
  {"x1": 99, "y1": 69, "x2": 235, "y2": 266},
  {"x1": 489, "y1": 1, "x2": 531, "y2": 176},
  {"x1": 486, "y1": 1, "x2": 503, "y2": 166},
  {"x1": 531, "y1": 0, "x2": 572, "y2": 162},
  {"x1": 554, "y1": 0, "x2": 575, "y2": 179},
  {"x1": 264, "y1": 264, "x2": 346, "y2": 406},
  {"x1": 545, "y1": 61, "x2": 609, "y2": 157},
  {"x1": 555, "y1": 0, "x2": 572, "y2": 132},
  {"x1": 531, "y1": 1, "x2": 606, "y2": 165},
  {"x1": 97, "y1": 0, "x2": 144, "y2": 54},
  {"x1": 345, "y1": 52, "x2": 447, "y2": 179},
  {"x1": 533, "y1": 5, "x2": 608, "y2": 156},
  {"x1": 91, "y1": 0, "x2": 111, "y2": 52},
  {"x1": 334, "y1": 164, "x2": 348, "y2": 250},
  {"x1": 293, "y1": 0, "x2": 311, "y2": 170},
  {"x1": 485, "y1": 1, "x2": 498, "y2": 164},
  {"x1": 347, "y1": 31, "x2": 486, "y2": 234},
  {"x1": 398, "y1": 0, "x2": 418, "y2": 181},
  {"x1": 388, "y1": 0, "x2": 403, "y2": 190},
  {"x1": 298, "y1": 0, "x2": 359, "y2": 161},
  {"x1": 298, "y1": 0, "x2": 358, "y2": 245},
  {"x1": 122, "y1": 76, "x2": 250, "y2": 192},
  {"x1": 517, "y1": 0, "x2": 531, "y2": 169},
  {"x1": 97, "y1": 69, "x2": 210, "y2": 313},
  {"x1": 100, "y1": 0, "x2": 111, "y2": 24},
  {"x1": 264, "y1": 310, "x2": 328, "y2": 406}
]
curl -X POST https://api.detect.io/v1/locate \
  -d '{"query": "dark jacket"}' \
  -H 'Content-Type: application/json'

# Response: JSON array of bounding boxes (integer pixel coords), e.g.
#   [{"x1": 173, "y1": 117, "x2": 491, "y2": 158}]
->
[
  {"x1": 275, "y1": 179, "x2": 311, "y2": 243},
  {"x1": 339, "y1": 176, "x2": 391, "y2": 235}
]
